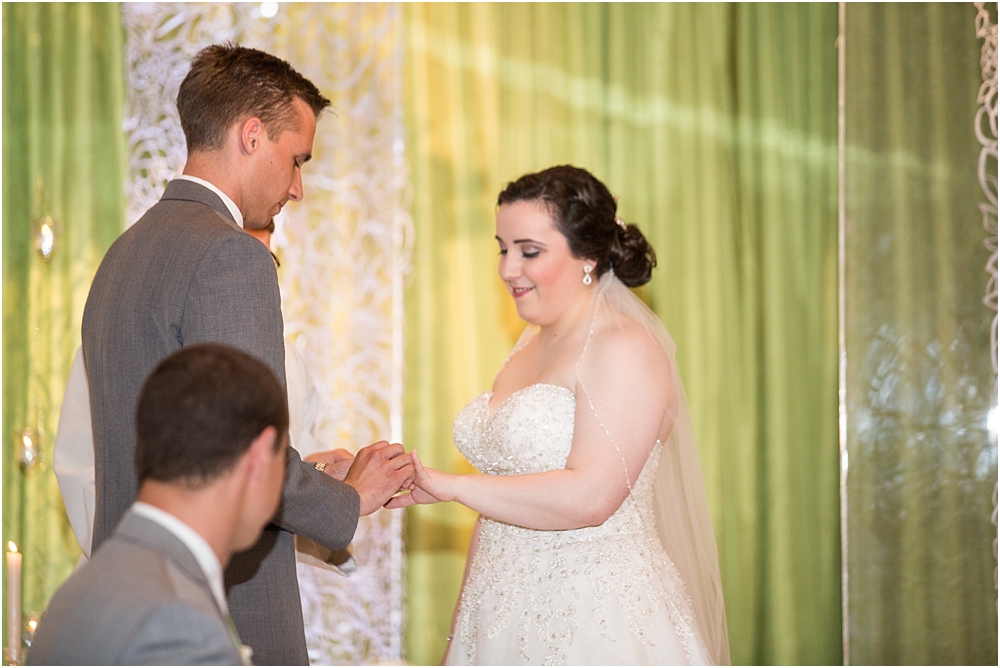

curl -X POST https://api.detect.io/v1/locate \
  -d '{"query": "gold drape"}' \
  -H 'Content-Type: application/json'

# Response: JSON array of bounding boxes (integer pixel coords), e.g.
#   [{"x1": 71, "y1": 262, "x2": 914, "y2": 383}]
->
[{"x1": 402, "y1": 4, "x2": 840, "y2": 665}]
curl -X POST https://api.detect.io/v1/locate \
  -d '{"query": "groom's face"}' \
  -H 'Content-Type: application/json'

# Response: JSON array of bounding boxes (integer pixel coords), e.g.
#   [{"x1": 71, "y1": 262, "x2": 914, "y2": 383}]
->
[{"x1": 243, "y1": 96, "x2": 317, "y2": 230}]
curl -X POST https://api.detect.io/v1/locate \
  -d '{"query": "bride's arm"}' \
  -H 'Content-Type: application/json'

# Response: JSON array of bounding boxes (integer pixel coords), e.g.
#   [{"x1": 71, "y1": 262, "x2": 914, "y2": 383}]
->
[{"x1": 389, "y1": 326, "x2": 674, "y2": 531}]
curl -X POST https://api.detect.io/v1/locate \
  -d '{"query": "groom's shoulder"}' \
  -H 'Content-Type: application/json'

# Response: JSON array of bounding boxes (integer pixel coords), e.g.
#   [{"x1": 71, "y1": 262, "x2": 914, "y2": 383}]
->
[
  {"x1": 135, "y1": 189, "x2": 239, "y2": 239},
  {"x1": 108, "y1": 194, "x2": 243, "y2": 261}
]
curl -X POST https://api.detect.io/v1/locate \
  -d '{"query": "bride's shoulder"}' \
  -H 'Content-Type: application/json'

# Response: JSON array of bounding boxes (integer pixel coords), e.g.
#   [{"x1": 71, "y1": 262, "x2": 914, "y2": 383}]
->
[{"x1": 586, "y1": 313, "x2": 670, "y2": 376}]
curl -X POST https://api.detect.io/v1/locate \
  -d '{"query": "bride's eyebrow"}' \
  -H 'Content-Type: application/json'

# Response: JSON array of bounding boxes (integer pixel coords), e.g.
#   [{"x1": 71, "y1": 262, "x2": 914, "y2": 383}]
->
[{"x1": 494, "y1": 236, "x2": 546, "y2": 246}]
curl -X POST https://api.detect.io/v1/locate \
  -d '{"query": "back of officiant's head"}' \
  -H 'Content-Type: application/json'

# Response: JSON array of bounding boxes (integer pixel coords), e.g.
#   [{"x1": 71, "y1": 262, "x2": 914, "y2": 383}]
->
[
  {"x1": 136, "y1": 343, "x2": 287, "y2": 484},
  {"x1": 135, "y1": 343, "x2": 290, "y2": 554}
]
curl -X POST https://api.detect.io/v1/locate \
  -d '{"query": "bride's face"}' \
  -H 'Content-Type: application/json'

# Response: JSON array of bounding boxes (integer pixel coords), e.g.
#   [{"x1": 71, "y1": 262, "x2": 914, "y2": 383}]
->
[{"x1": 496, "y1": 200, "x2": 591, "y2": 327}]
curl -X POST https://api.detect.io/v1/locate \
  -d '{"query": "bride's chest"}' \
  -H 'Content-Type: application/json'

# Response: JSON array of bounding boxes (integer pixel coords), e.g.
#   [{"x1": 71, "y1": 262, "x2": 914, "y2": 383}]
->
[{"x1": 452, "y1": 384, "x2": 576, "y2": 475}]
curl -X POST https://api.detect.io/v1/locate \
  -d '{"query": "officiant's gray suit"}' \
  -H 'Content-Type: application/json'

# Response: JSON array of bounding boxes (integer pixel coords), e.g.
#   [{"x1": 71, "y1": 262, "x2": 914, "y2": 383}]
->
[
  {"x1": 26, "y1": 511, "x2": 243, "y2": 666},
  {"x1": 81, "y1": 180, "x2": 360, "y2": 665}
]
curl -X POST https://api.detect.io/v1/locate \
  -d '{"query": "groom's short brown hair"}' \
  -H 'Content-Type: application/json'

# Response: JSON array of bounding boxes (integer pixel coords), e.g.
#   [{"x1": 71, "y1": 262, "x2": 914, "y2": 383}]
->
[{"x1": 177, "y1": 42, "x2": 331, "y2": 152}]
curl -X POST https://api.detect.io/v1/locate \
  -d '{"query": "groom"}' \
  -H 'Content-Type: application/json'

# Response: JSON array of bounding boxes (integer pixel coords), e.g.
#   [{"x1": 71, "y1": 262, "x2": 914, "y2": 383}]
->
[{"x1": 81, "y1": 44, "x2": 413, "y2": 664}]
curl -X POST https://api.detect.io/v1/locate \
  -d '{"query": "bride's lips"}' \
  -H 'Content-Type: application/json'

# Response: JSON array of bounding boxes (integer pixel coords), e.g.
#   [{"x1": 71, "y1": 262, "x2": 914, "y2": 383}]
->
[{"x1": 510, "y1": 286, "x2": 533, "y2": 298}]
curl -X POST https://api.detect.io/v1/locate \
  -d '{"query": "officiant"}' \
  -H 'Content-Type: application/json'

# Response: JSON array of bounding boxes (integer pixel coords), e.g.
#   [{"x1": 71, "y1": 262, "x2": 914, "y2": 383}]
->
[{"x1": 29, "y1": 345, "x2": 292, "y2": 665}]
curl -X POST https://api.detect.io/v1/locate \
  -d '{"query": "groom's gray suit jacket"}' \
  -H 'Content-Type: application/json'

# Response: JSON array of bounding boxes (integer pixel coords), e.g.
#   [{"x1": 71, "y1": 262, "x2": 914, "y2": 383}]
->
[
  {"x1": 81, "y1": 180, "x2": 360, "y2": 665},
  {"x1": 27, "y1": 511, "x2": 242, "y2": 666}
]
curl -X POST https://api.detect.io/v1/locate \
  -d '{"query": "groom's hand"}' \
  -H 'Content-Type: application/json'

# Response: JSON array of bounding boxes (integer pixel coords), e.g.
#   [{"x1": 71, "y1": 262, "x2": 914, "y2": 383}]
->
[
  {"x1": 305, "y1": 448, "x2": 354, "y2": 481},
  {"x1": 343, "y1": 441, "x2": 415, "y2": 516}
]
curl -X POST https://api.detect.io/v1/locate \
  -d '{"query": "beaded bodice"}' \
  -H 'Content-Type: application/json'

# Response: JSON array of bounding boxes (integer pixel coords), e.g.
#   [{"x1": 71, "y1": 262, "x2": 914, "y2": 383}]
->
[
  {"x1": 450, "y1": 384, "x2": 697, "y2": 665},
  {"x1": 454, "y1": 384, "x2": 576, "y2": 475},
  {"x1": 453, "y1": 384, "x2": 663, "y2": 540}
]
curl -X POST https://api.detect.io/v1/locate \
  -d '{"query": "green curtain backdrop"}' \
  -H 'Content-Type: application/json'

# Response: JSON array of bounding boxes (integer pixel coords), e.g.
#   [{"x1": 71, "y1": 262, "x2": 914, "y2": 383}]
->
[
  {"x1": 843, "y1": 3, "x2": 999, "y2": 665},
  {"x1": 2, "y1": 2, "x2": 126, "y2": 654},
  {"x1": 402, "y1": 3, "x2": 840, "y2": 665}
]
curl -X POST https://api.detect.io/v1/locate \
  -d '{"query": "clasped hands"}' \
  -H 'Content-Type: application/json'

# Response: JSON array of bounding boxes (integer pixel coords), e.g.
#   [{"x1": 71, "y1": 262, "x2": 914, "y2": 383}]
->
[{"x1": 306, "y1": 445, "x2": 449, "y2": 514}]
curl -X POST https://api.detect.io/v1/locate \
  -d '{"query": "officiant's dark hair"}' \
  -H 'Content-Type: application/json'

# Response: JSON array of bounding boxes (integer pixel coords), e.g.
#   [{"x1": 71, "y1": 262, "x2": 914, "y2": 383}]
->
[
  {"x1": 178, "y1": 42, "x2": 331, "y2": 152},
  {"x1": 497, "y1": 165, "x2": 656, "y2": 287},
  {"x1": 135, "y1": 343, "x2": 288, "y2": 488}
]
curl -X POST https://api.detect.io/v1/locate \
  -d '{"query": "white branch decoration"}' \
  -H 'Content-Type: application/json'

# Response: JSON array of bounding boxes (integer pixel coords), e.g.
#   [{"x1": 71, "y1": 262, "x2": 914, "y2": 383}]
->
[
  {"x1": 974, "y1": 2, "x2": 998, "y2": 370},
  {"x1": 973, "y1": 1, "x2": 998, "y2": 599}
]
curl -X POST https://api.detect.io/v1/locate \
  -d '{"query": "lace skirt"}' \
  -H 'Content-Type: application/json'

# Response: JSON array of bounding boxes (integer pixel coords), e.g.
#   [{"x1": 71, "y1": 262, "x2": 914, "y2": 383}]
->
[{"x1": 444, "y1": 516, "x2": 712, "y2": 666}]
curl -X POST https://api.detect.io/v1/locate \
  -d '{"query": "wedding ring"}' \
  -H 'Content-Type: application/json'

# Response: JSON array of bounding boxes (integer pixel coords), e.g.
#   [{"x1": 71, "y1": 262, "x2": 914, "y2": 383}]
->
[{"x1": 313, "y1": 462, "x2": 328, "y2": 471}]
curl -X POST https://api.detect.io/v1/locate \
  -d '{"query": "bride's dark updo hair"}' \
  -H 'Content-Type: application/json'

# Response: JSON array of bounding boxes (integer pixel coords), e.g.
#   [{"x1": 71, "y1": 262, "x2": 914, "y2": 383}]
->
[{"x1": 496, "y1": 165, "x2": 656, "y2": 287}]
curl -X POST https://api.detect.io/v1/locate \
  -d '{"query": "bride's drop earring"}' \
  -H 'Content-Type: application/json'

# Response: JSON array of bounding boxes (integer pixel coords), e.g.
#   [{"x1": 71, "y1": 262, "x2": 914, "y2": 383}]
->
[{"x1": 583, "y1": 264, "x2": 593, "y2": 286}]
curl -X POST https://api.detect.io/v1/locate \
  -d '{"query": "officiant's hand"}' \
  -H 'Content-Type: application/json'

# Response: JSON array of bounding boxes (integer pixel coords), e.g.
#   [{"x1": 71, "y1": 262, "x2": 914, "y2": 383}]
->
[
  {"x1": 305, "y1": 448, "x2": 354, "y2": 481},
  {"x1": 343, "y1": 441, "x2": 415, "y2": 516},
  {"x1": 384, "y1": 450, "x2": 452, "y2": 509}
]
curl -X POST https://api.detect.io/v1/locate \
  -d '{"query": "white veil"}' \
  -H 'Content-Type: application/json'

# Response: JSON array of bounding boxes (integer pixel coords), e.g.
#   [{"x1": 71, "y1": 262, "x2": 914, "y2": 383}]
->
[{"x1": 567, "y1": 272, "x2": 731, "y2": 665}]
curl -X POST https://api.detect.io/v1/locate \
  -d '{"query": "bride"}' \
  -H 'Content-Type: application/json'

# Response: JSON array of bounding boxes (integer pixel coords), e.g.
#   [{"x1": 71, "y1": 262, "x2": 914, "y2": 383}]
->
[{"x1": 389, "y1": 166, "x2": 730, "y2": 665}]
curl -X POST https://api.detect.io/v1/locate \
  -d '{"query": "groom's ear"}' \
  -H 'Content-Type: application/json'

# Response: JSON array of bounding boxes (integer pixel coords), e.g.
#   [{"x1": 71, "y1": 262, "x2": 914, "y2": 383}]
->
[{"x1": 239, "y1": 116, "x2": 265, "y2": 155}]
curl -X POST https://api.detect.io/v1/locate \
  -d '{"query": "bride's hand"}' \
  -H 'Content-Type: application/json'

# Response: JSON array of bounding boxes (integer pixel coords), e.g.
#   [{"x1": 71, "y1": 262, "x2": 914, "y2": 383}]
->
[{"x1": 384, "y1": 450, "x2": 454, "y2": 509}]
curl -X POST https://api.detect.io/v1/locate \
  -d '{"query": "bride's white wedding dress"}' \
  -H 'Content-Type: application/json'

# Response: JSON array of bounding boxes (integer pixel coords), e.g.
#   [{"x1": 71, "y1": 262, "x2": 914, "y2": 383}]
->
[{"x1": 444, "y1": 383, "x2": 712, "y2": 666}]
